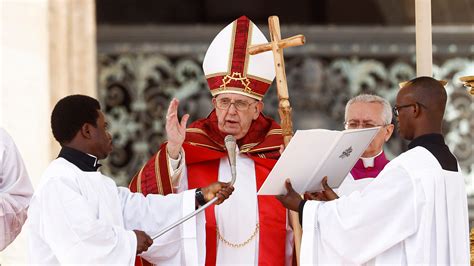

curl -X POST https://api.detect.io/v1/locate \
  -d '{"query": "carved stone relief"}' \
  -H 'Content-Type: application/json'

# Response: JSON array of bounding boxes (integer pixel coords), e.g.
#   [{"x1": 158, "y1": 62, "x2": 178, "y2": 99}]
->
[{"x1": 98, "y1": 51, "x2": 473, "y2": 192}]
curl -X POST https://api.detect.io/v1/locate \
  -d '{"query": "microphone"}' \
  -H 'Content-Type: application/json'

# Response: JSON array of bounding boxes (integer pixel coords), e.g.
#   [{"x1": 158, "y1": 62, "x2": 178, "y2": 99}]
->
[
  {"x1": 152, "y1": 135, "x2": 237, "y2": 240},
  {"x1": 224, "y1": 135, "x2": 237, "y2": 185}
]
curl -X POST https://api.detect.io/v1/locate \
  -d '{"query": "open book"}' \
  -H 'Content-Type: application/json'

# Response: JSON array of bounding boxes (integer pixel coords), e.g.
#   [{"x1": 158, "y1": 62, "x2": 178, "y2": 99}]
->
[{"x1": 257, "y1": 127, "x2": 380, "y2": 195}]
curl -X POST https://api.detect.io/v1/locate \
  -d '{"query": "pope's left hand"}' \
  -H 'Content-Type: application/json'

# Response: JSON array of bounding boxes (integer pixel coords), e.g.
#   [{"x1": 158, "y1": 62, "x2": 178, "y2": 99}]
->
[{"x1": 279, "y1": 144, "x2": 285, "y2": 155}]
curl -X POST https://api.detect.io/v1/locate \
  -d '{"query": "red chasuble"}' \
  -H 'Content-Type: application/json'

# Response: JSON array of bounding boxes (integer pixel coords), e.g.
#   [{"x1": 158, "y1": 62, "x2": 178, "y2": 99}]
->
[{"x1": 130, "y1": 110, "x2": 288, "y2": 266}]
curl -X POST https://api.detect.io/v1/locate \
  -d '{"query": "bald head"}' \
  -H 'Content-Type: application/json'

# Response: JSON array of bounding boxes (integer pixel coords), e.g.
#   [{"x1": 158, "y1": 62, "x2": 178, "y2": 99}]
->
[
  {"x1": 396, "y1": 76, "x2": 447, "y2": 140},
  {"x1": 403, "y1": 76, "x2": 447, "y2": 119}
]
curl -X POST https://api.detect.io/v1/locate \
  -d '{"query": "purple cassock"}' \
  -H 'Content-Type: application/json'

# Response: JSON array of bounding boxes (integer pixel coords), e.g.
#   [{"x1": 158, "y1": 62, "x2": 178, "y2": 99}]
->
[{"x1": 350, "y1": 151, "x2": 390, "y2": 180}]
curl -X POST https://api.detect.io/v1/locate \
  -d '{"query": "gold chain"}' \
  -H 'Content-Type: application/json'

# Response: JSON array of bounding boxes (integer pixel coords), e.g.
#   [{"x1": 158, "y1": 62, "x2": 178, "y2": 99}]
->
[{"x1": 216, "y1": 223, "x2": 259, "y2": 248}]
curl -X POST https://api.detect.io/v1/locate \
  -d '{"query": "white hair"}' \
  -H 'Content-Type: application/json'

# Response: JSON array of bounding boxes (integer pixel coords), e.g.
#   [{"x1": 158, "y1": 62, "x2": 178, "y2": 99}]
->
[{"x1": 344, "y1": 94, "x2": 393, "y2": 125}]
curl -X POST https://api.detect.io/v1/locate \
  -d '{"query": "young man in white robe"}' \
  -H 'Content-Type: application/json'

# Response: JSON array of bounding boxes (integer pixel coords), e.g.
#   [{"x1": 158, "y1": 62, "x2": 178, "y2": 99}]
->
[
  {"x1": 278, "y1": 76, "x2": 469, "y2": 265},
  {"x1": 27, "y1": 95, "x2": 233, "y2": 265},
  {"x1": 0, "y1": 128, "x2": 34, "y2": 251}
]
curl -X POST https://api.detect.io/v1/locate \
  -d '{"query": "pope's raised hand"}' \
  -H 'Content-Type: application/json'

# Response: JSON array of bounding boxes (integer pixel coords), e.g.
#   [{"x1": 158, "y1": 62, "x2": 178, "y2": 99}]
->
[{"x1": 166, "y1": 98, "x2": 189, "y2": 159}]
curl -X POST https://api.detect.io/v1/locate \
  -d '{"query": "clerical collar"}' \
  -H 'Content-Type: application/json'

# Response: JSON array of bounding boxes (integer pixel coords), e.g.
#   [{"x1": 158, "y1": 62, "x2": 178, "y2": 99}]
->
[
  {"x1": 408, "y1": 133, "x2": 458, "y2": 171},
  {"x1": 351, "y1": 151, "x2": 389, "y2": 180},
  {"x1": 58, "y1": 146, "x2": 102, "y2": 172},
  {"x1": 360, "y1": 150, "x2": 383, "y2": 168}
]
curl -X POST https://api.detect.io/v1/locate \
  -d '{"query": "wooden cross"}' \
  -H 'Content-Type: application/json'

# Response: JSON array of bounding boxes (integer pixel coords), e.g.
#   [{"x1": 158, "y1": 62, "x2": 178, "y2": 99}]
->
[
  {"x1": 248, "y1": 15, "x2": 305, "y2": 264},
  {"x1": 249, "y1": 16, "x2": 305, "y2": 146}
]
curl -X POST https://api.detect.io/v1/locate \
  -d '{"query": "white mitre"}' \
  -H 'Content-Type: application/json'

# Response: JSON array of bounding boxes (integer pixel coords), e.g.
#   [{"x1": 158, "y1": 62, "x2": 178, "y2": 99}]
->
[{"x1": 202, "y1": 16, "x2": 275, "y2": 101}]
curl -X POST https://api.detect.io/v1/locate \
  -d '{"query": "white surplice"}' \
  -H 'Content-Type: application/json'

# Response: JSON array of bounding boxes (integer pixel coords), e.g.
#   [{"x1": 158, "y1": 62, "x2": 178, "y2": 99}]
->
[
  {"x1": 172, "y1": 147, "x2": 293, "y2": 265},
  {"x1": 28, "y1": 157, "x2": 202, "y2": 265},
  {"x1": 336, "y1": 173, "x2": 372, "y2": 196},
  {"x1": 301, "y1": 146, "x2": 469, "y2": 265},
  {"x1": 0, "y1": 128, "x2": 34, "y2": 251},
  {"x1": 337, "y1": 151, "x2": 381, "y2": 196}
]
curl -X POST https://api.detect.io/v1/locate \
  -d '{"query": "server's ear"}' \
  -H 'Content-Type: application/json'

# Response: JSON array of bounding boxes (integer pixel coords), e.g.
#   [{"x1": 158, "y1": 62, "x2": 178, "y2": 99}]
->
[
  {"x1": 80, "y1": 123, "x2": 93, "y2": 140},
  {"x1": 413, "y1": 102, "x2": 423, "y2": 118}
]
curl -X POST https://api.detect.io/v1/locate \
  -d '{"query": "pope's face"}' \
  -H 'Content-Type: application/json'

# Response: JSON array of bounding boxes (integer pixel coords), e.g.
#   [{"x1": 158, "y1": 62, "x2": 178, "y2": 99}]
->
[
  {"x1": 345, "y1": 102, "x2": 394, "y2": 157},
  {"x1": 213, "y1": 93, "x2": 263, "y2": 140}
]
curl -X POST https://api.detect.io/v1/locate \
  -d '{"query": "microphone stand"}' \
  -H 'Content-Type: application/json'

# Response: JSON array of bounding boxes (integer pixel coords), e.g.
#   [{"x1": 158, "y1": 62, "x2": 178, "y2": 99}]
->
[{"x1": 152, "y1": 135, "x2": 237, "y2": 240}]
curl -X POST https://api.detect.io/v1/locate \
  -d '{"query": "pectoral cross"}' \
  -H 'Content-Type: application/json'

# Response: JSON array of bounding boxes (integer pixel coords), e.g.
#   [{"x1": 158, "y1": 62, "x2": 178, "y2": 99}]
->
[{"x1": 249, "y1": 15, "x2": 305, "y2": 264}]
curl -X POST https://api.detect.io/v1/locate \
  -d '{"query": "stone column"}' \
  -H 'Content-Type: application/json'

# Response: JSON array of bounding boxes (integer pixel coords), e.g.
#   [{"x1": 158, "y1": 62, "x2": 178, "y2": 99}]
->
[
  {"x1": 0, "y1": 0, "x2": 96, "y2": 263},
  {"x1": 49, "y1": 0, "x2": 97, "y2": 156}
]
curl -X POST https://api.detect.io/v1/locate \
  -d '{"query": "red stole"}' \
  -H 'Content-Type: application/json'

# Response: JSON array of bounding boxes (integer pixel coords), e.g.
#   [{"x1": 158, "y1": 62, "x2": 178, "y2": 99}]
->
[{"x1": 184, "y1": 144, "x2": 287, "y2": 266}]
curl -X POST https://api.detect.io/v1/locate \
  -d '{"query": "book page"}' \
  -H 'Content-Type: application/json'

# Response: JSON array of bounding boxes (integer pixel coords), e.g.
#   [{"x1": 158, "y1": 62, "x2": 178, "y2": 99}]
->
[
  {"x1": 304, "y1": 127, "x2": 380, "y2": 192},
  {"x1": 257, "y1": 127, "x2": 379, "y2": 195}
]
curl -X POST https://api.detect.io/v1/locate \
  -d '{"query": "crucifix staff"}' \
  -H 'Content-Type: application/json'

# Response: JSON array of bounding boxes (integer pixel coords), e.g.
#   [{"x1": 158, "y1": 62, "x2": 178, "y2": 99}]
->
[
  {"x1": 249, "y1": 15, "x2": 305, "y2": 264},
  {"x1": 249, "y1": 17, "x2": 305, "y2": 146}
]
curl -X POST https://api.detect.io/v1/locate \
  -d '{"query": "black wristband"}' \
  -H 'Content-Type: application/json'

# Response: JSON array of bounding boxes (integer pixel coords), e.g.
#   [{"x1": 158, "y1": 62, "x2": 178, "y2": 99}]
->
[{"x1": 195, "y1": 188, "x2": 207, "y2": 206}]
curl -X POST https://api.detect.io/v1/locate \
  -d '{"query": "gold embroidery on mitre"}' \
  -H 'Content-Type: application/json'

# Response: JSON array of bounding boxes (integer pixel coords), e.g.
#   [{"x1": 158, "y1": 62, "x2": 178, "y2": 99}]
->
[{"x1": 220, "y1": 72, "x2": 253, "y2": 93}]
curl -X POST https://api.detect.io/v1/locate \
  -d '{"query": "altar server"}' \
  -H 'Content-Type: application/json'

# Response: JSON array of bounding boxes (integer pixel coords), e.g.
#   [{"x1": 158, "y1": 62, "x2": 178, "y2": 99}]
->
[
  {"x1": 278, "y1": 76, "x2": 469, "y2": 265},
  {"x1": 28, "y1": 95, "x2": 233, "y2": 264}
]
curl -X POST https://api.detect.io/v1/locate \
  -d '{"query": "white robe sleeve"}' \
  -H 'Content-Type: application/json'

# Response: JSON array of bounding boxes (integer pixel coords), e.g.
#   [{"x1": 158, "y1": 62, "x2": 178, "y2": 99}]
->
[
  {"x1": 0, "y1": 128, "x2": 33, "y2": 251},
  {"x1": 167, "y1": 149, "x2": 186, "y2": 190},
  {"x1": 36, "y1": 178, "x2": 137, "y2": 264},
  {"x1": 171, "y1": 154, "x2": 189, "y2": 193},
  {"x1": 301, "y1": 165, "x2": 420, "y2": 264},
  {"x1": 118, "y1": 187, "x2": 202, "y2": 265}
]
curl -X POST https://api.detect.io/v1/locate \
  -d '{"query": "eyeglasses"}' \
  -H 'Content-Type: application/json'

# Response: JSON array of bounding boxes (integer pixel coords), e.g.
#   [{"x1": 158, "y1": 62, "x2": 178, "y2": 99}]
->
[
  {"x1": 215, "y1": 97, "x2": 258, "y2": 111},
  {"x1": 344, "y1": 121, "x2": 387, "y2": 130},
  {"x1": 392, "y1": 102, "x2": 426, "y2": 117}
]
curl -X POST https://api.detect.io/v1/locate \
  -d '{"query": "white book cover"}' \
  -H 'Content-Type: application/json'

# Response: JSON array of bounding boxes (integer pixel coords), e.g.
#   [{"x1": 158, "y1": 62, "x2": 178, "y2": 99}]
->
[{"x1": 257, "y1": 127, "x2": 380, "y2": 195}]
